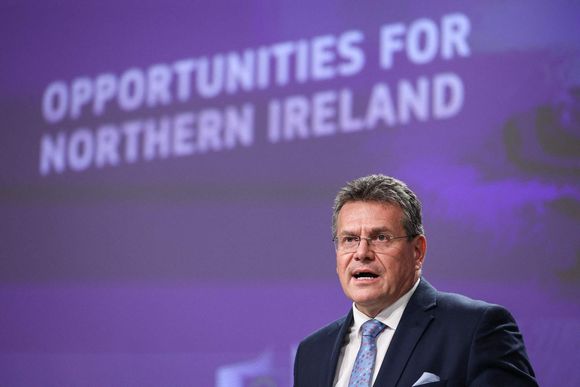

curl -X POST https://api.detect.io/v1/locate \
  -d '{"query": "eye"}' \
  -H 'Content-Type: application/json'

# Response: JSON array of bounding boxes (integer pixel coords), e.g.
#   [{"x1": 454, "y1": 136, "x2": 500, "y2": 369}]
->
[
  {"x1": 342, "y1": 236, "x2": 359, "y2": 244},
  {"x1": 375, "y1": 234, "x2": 391, "y2": 242}
]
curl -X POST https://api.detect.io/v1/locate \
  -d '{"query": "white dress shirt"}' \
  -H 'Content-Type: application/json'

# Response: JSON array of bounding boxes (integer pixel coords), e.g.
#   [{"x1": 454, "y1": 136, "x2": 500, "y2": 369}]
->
[{"x1": 333, "y1": 279, "x2": 421, "y2": 387}]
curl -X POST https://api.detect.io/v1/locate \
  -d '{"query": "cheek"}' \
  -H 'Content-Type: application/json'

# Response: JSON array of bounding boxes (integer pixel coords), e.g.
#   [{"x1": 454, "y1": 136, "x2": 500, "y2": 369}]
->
[
  {"x1": 379, "y1": 254, "x2": 408, "y2": 275},
  {"x1": 336, "y1": 255, "x2": 350, "y2": 277},
  {"x1": 336, "y1": 264, "x2": 345, "y2": 277}
]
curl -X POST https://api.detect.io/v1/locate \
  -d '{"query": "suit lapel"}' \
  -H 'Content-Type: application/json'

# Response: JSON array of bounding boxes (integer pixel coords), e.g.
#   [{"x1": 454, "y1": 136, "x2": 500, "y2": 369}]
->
[
  {"x1": 374, "y1": 279, "x2": 437, "y2": 386},
  {"x1": 324, "y1": 309, "x2": 354, "y2": 387}
]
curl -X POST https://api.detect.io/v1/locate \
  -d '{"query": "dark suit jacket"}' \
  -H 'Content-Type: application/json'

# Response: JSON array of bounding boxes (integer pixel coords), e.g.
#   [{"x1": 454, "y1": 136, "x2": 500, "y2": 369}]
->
[{"x1": 294, "y1": 278, "x2": 537, "y2": 387}]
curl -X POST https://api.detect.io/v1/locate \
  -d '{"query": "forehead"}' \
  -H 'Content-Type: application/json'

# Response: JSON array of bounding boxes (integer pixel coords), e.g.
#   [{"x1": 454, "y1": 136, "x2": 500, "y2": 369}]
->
[{"x1": 337, "y1": 201, "x2": 404, "y2": 232}]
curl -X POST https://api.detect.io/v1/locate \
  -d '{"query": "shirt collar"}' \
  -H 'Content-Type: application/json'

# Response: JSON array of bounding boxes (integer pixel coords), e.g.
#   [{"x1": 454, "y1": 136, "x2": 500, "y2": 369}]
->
[{"x1": 352, "y1": 278, "x2": 421, "y2": 332}]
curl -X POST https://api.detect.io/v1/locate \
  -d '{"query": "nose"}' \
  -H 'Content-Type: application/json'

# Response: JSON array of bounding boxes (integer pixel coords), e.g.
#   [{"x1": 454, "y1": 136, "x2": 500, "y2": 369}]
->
[{"x1": 354, "y1": 237, "x2": 373, "y2": 261}]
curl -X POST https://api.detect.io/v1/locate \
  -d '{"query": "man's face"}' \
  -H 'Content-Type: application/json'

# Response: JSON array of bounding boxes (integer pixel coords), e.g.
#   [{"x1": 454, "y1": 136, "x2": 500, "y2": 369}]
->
[{"x1": 335, "y1": 201, "x2": 426, "y2": 317}]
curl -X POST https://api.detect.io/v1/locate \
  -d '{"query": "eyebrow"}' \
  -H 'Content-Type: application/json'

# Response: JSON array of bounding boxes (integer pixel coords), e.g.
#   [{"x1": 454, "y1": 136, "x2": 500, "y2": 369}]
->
[{"x1": 338, "y1": 227, "x2": 392, "y2": 236}]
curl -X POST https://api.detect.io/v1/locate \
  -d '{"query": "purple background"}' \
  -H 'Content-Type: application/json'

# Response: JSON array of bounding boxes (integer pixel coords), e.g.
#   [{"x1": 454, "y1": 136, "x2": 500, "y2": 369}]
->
[{"x1": 1, "y1": 1, "x2": 579, "y2": 386}]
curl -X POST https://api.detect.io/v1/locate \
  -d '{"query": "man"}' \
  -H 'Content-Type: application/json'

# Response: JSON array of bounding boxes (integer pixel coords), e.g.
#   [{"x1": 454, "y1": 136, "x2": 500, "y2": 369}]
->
[{"x1": 293, "y1": 175, "x2": 537, "y2": 387}]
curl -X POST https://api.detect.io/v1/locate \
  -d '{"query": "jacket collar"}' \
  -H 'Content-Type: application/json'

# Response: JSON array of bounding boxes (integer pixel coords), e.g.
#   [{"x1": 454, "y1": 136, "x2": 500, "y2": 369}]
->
[
  {"x1": 325, "y1": 310, "x2": 354, "y2": 387},
  {"x1": 374, "y1": 277, "x2": 438, "y2": 386},
  {"x1": 325, "y1": 278, "x2": 438, "y2": 387}
]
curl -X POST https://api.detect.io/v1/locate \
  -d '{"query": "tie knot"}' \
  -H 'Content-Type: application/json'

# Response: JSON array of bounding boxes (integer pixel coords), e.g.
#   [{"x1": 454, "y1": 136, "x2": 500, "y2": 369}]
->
[{"x1": 361, "y1": 319, "x2": 386, "y2": 338}]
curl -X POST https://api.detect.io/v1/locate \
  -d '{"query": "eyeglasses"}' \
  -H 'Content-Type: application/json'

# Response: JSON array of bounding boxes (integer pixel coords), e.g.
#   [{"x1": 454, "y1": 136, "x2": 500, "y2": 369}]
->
[{"x1": 333, "y1": 234, "x2": 417, "y2": 252}]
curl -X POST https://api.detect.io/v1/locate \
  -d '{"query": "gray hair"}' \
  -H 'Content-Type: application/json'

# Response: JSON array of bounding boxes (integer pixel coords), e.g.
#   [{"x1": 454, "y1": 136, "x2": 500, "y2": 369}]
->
[{"x1": 332, "y1": 174, "x2": 424, "y2": 238}]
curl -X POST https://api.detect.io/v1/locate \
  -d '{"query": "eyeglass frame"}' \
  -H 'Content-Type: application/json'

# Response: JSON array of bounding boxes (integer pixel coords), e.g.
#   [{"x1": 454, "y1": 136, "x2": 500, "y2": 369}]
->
[{"x1": 332, "y1": 233, "x2": 418, "y2": 252}]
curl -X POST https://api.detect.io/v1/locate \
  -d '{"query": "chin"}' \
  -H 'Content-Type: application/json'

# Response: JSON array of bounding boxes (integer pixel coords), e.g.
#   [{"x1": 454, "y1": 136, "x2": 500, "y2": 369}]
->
[{"x1": 350, "y1": 291, "x2": 383, "y2": 306}]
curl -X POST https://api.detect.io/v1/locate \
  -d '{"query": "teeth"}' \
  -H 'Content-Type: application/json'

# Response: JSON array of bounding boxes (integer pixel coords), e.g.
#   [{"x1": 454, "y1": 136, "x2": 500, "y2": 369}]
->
[{"x1": 354, "y1": 272, "x2": 378, "y2": 279}]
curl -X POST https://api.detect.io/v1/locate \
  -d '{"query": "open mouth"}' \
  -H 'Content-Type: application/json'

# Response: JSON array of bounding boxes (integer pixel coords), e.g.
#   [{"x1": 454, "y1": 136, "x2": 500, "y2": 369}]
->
[{"x1": 353, "y1": 271, "x2": 379, "y2": 279}]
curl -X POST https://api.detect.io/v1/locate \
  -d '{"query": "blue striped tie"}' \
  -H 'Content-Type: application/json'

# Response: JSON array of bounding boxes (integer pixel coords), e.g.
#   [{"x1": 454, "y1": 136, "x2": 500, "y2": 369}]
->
[{"x1": 348, "y1": 319, "x2": 386, "y2": 387}]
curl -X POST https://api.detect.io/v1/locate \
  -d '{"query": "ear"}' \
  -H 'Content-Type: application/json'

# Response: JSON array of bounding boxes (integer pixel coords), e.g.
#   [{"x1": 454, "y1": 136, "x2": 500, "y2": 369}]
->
[{"x1": 413, "y1": 235, "x2": 427, "y2": 269}]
